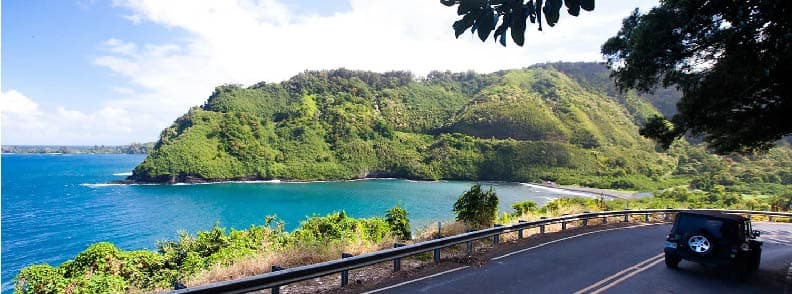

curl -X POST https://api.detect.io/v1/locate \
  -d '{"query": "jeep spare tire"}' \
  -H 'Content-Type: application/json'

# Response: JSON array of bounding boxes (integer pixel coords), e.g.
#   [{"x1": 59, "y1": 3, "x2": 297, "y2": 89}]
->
[{"x1": 687, "y1": 234, "x2": 713, "y2": 255}]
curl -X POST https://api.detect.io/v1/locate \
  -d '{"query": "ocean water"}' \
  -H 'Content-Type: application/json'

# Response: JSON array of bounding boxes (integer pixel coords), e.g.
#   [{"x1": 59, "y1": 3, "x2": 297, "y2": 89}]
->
[{"x1": 0, "y1": 154, "x2": 587, "y2": 292}]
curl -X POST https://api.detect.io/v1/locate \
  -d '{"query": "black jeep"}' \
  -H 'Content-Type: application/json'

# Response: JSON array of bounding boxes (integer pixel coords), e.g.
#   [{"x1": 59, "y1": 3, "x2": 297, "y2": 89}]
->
[{"x1": 664, "y1": 211, "x2": 762, "y2": 278}]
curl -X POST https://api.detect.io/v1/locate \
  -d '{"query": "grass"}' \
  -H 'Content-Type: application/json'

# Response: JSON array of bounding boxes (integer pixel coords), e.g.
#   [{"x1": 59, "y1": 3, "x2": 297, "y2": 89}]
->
[{"x1": 184, "y1": 238, "x2": 394, "y2": 288}]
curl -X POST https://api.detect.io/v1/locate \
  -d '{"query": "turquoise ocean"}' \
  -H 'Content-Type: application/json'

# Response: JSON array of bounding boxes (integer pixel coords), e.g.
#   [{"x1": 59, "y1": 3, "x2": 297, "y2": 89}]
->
[{"x1": 0, "y1": 154, "x2": 587, "y2": 292}]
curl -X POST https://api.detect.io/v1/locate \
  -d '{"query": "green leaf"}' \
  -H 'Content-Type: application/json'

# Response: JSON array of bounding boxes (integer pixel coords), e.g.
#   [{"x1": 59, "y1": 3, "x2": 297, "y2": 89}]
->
[
  {"x1": 440, "y1": 0, "x2": 456, "y2": 7},
  {"x1": 510, "y1": 7, "x2": 527, "y2": 46},
  {"x1": 458, "y1": 0, "x2": 486, "y2": 15},
  {"x1": 564, "y1": 0, "x2": 580, "y2": 16},
  {"x1": 535, "y1": 0, "x2": 543, "y2": 31},
  {"x1": 477, "y1": 7, "x2": 496, "y2": 42},
  {"x1": 453, "y1": 13, "x2": 477, "y2": 38},
  {"x1": 526, "y1": 1, "x2": 536, "y2": 23},
  {"x1": 581, "y1": 0, "x2": 594, "y2": 11},
  {"x1": 543, "y1": 0, "x2": 562, "y2": 27},
  {"x1": 493, "y1": 14, "x2": 510, "y2": 42}
]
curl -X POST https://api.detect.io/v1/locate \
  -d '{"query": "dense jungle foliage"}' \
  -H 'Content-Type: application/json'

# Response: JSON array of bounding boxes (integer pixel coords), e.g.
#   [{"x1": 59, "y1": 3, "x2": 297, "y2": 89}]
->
[
  {"x1": 130, "y1": 63, "x2": 684, "y2": 190},
  {"x1": 129, "y1": 63, "x2": 791, "y2": 195}
]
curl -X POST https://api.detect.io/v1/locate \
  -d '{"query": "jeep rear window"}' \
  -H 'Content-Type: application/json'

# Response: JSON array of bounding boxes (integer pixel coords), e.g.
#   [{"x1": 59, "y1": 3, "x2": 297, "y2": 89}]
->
[{"x1": 675, "y1": 214, "x2": 737, "y2": 240}]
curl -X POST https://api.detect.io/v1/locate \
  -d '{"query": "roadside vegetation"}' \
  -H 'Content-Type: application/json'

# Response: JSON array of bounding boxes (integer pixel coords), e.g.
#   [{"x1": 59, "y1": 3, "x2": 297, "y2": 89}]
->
[{"x1": 14, "y1": 208, "x2": 407, "y2": 293}]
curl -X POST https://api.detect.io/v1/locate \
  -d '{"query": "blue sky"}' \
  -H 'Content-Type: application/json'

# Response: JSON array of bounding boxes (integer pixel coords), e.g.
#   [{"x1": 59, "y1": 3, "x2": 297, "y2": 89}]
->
[
  {"x1": 2, "y1": 0, "x2": 658, "y2": 145},
  {"x1": 3, "y1": 1, "x2": 178, "y2": 110}
]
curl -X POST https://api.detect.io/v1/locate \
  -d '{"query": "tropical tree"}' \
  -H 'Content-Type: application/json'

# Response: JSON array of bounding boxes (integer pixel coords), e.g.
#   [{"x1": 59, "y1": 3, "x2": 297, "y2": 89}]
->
[
  {"x1": 385, "y1": 204, "x2": 411, "y2": 240},
  {"x1": 453, "y1": 184, "x2": 499, "y2": 228},
  {"x1": 602, "y1": 1, "x2": 792, "y2": 153}
]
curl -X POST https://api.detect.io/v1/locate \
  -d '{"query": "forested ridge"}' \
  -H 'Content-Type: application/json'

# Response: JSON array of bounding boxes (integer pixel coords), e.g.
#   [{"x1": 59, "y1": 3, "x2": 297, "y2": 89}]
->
[{"x1": 128, "y1": 62, "x2": 791, "y2": 193}]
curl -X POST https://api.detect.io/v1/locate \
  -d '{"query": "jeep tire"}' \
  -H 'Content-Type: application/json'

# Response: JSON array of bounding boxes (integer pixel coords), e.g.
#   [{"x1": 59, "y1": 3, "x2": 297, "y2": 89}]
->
[{"x1": 665, "y1": 253, "x2": 681, "y2": 268}]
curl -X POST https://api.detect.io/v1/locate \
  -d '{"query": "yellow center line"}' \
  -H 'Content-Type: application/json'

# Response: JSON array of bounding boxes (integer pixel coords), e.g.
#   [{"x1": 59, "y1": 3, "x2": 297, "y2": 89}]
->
[
  {"x1": 590, "y1": 257, "x2": 665, "y2": 294},
  {"x1": 574, "y1": 253, "x2": 664, "y2": 294}
]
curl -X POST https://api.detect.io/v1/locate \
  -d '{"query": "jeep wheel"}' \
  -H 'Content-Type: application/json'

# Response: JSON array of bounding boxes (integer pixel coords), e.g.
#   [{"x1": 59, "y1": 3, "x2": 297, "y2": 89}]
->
[
  {"x1": 751, "y1": 248, "x2": 762, "y2": 271},
  {"x1": 664, "y1": 253, "x2": 681, "y2": 268},
  {"x1": 687, "y1": 234, "x2": 713, "y2": 255}
]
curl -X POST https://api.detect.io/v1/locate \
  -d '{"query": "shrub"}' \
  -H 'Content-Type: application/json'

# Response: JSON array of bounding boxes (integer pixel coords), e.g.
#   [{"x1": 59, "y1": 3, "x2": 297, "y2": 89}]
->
[
  {"x1": 385, "y1": 204, "x2": 411, "y2": 240},
  {"x1": 511, "y1": 200, "x2": 537, "y2": 215},
  {"x1": 453, "y1": 184, "x2": 499, "y2": 228},
  {"x1": 15, "y1": 264, "x2": 66, "y2": 294}
]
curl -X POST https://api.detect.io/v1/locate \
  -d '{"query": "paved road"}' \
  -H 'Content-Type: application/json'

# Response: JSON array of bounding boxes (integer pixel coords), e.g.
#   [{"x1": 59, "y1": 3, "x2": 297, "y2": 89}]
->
[{"x1": 375, "y1": 223, "x2": 792, "y2": 294}]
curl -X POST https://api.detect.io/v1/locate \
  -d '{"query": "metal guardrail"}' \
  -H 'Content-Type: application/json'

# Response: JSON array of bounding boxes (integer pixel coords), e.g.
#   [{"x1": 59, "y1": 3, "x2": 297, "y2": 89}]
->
[{"x1": 172, "y1": 209, "x2": 792, "y2": 294}]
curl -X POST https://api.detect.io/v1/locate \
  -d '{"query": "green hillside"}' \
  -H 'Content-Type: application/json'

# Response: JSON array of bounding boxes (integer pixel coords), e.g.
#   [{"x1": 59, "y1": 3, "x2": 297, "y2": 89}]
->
[{"x1": 129, "y1": 63, "x2": 684, "y2": 190}]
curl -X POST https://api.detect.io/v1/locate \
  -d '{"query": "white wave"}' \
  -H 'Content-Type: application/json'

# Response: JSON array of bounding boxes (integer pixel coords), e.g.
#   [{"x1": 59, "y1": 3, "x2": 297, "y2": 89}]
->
[
  {"x1": 519, "y1": 183, "x2": 594, "y2": 197},
  {"x1": 80, "y1": 183, "x2": 124, "y2": 188},
  {"x1": 224, "y1": 179, "x2": 283, "y2": 184},
  {"x1": 80, "y1": 183, "x2": 158, "y2": 188},
  {"x1": 112, "y1": 172, "x2": 133, "y2": 176}
]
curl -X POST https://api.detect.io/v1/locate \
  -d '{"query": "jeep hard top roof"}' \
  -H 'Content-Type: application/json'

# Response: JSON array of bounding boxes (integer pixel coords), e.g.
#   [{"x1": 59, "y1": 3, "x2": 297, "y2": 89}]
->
[{"x1": 677, "y1": 210, "x2": 748, "y2": 222}]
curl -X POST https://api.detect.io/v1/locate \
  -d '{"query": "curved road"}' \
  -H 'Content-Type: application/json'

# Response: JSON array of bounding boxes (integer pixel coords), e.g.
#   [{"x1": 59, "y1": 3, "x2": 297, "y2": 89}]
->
[{"x1": 372, "y1": 223, "x2": 792, "y2": 294}]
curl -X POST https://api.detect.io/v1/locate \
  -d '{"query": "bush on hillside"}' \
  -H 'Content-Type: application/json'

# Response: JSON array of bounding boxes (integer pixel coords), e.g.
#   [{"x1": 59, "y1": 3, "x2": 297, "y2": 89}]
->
[
  {"x1": 385, "y1": 204, "x2": 411, "y2": 240},
  {"x1": 453, "y1": 184, "x2": 499, "y2": 228}
]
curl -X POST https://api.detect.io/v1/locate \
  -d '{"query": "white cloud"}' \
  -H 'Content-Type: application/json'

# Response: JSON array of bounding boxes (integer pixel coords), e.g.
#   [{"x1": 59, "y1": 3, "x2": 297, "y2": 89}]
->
[
  {"x1": 1, "y1": 90, "x2": 41, "y2": 115},
  {"x1": 102, "y1": 38, "x2": 138, "y2": 56},
  {"x1": 5, "y1": 0, "x2": 660, "y2": 145},
  {"x1": 124, "y1": 14, "x2": 142, "y2": 24},
  {"x1": 112, "y1": 86, "x2": 136, "y2": 95},
  {"x1": 1, "y1": 90, "x2": 165, "y2": 145}
]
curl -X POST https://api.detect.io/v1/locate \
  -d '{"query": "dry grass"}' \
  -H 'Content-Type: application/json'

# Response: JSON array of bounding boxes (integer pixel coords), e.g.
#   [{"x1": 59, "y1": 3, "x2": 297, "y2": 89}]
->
[
  {"x1": 414, "y1": 221, "x2": 469, "y2": 242},
  {"x1": 184, "y1": 237, "x2": 396, "y2": 288}
]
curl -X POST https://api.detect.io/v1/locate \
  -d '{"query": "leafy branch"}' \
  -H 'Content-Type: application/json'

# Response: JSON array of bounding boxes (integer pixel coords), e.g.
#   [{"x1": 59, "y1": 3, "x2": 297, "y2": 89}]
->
[{"x1": 441, "y1": 0, "x2": 595, "y2": 46}]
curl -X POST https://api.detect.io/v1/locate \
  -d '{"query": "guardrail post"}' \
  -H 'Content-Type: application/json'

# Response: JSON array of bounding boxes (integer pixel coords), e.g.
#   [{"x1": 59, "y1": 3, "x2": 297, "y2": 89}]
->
[
  {"x1": 561, "y1": 214, "x2": 569, "y2": 231},
  {"x1": 582, "y1": 212, "x2": 590, "y2": 228},
  {"x1": 433, "y1": 222, "x2": 442, "y2": 263},
  {"x1": 623, "y1": 209, "x2": 631, "y2": 223},
  {"x1": 493, "y1": 224, "x2": 503, "y2": 245},
  {"x1": 664, "y1": 208, "x2": 672, "y2": 222},
  {"x1": 518, "y1": 220, "x2": 526, "y2": 238},
  {"x1": 466, "y1": 229, "x2": 474, "y2": 252},
  {"x1": 644, "y1": 213, "x2": 650, "y2": 222},
  {"x1": 271, "y1": 266, "x2": 284, "y2": 294},
  {"x1": 341, "y1": 253, "x2": 353, "y2": 287},
  {"x1": 770, "y1": 215, "x2": 775, "y2": 222},
  {"x1": 393, "y1": 243, "x2": 405, "y2": 271},
  {"x1": 540, "y1": 217, "x2": 546, "y2": 235}
]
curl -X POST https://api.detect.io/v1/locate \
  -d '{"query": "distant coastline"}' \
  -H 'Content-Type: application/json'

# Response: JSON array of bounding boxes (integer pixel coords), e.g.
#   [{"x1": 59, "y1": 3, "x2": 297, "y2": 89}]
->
[
  {"x1": 1, "y1": 143, "x2": 154, "y2": 155},
  {"x1": 113, "y1": 174, "x2": 409, "y2": 185}
]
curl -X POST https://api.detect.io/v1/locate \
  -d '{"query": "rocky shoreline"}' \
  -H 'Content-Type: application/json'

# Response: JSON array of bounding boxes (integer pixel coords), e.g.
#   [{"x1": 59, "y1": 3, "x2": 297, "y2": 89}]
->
[{"x1": 110, "y1": 170, "x2": 412, "y2": 185}]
